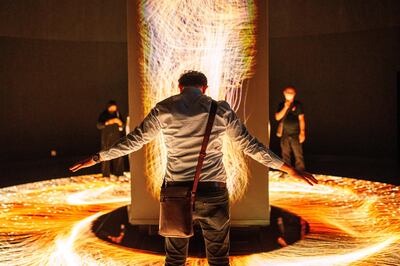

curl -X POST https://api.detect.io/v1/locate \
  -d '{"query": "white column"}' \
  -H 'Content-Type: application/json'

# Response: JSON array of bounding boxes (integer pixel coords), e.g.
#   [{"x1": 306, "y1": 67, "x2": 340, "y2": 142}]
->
[{"x1": 127, "y1": 0, "x2": 270, "y2": 225}]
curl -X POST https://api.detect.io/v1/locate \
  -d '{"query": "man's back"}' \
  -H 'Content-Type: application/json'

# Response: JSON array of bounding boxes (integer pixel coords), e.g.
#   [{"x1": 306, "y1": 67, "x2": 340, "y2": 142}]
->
[{"x1": 156, "y1": 87, "x2": 228, "y2": 182}]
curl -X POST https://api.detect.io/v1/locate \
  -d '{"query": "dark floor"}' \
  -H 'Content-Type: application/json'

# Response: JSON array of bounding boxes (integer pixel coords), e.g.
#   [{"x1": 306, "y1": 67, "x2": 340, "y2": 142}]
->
[
  {"x1": 92, "y1": 205, "x2": 307, "y2": 256},
  {"x1": 0, "y1": 154, "x2": 398, "y2": 188},
  {"x1": 305, "y1": 154, "x2": 399, "y2": 185},
  {"x1": 0, "y1": 155, "x2": 127, "y2": 188}
]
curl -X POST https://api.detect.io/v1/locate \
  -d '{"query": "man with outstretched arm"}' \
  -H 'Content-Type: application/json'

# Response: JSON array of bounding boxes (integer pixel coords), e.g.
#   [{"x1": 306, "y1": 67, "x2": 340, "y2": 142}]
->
[{"x1": 70, "y1": 71, "x2": 317, "y2": 266}]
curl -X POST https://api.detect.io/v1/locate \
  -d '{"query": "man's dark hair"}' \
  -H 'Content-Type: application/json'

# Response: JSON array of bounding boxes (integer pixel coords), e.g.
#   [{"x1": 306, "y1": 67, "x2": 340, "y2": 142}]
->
[
  {"x1": 108, "y1": 100, "x2": 117, "y2": 106},
  {"x1": 178, "y1": 71, "x2": 208, "y2": 87},
  {"x1": 283, "y1": 85, "x2": 297, "y2": 92}
]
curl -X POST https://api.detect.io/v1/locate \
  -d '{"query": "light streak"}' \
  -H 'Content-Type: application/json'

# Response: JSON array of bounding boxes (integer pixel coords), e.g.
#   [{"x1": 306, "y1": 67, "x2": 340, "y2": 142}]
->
[
  {"x1": 139, "y1": 0, "x2": 256, "y2": 202},
  {"x1": 0, "y1": 172, "x2": 399, "y2": 265}
]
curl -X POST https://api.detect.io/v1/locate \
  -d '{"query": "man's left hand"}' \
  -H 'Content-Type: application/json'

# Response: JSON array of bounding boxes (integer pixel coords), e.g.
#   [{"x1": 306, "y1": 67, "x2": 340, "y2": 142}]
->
[{"x1": 279, "y1": 163, "x2": 318, "y2": 186}]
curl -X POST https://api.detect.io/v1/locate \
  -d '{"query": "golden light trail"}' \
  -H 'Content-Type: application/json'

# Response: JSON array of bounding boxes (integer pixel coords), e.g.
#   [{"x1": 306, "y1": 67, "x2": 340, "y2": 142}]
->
[
  {"x1": 0, "y1": 172, "x2": 399, "y2": 265},
  {"x1": 139, "y1": 0, "x2": 256, "y2": 202}
]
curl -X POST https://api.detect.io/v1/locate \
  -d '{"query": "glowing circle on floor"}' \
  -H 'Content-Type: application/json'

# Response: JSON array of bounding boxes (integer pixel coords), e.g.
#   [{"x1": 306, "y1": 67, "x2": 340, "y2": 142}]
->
[{"x1": 0, "y1": 172, "x2": 399, "y2": 265}]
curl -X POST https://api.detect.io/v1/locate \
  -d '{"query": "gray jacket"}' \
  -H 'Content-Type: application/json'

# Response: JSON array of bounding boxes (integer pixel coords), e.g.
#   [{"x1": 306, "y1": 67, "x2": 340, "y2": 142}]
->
[{"x1": 99, "y1": 87, "x2": 284, "y2": 182}]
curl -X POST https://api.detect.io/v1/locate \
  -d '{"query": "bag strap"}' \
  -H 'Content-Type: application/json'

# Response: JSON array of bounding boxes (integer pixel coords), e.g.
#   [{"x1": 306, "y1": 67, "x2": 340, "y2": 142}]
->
[{"x1": 191, "y1": 100, "x2": 218, "y2": 206}]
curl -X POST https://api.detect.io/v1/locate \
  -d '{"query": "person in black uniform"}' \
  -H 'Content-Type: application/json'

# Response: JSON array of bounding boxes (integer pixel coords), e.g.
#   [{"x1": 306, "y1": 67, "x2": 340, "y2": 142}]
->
[
  {"x1": 275, "y1": 86, "x2": 306, "y2": 171},
  {"x1": 97, "y1": 100, "x2": 125, "y2": 177}
]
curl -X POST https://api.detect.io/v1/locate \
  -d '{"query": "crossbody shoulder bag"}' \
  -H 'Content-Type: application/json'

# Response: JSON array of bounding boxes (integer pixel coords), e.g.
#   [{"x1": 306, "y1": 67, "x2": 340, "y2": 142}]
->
[{"x1": 158, "y1": 100, "x2": 218, "y2": 238}]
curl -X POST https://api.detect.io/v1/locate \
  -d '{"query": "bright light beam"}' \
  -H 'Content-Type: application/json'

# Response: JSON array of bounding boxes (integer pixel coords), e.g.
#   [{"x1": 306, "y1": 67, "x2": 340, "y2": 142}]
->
[{"x1": 139, "y1": 0, "x2": 256, "y2": 202}]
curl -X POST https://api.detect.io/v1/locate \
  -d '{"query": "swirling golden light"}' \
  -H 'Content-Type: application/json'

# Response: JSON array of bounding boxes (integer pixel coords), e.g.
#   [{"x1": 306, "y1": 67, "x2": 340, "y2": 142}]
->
[
  {"x1": 0, "y1": 172, "x2": 399, "y2": 265},
  {"x1": 139, "y1": 0, "x2": 256, "y2": 201}
]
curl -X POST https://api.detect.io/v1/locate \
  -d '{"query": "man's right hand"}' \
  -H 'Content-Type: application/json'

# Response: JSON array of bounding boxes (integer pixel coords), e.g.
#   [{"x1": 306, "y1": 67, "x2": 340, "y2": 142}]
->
[
  {"x1": 288, "y1": 169, "x2": 318, "y2": 186},
  {"x1": 284, "y1": 100, "x2": 291, "y2": 109},
  {"x1": 69, "y1": 157, "x2": 97, "y2": 172}
]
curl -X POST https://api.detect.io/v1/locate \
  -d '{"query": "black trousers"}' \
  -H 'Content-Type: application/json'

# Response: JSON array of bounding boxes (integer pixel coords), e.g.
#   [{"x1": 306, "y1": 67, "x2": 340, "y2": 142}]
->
[
  {"x1": 280, "y1": 134, "x2": 305, "y2": 171},
  {"x1": 165, "y1": 188, "x2": 230, "y2": 266},
  {"x1": 101, "y1": 157, "x2": 124, "y2": 177},
  {"x1": 101, "y1": 127, "x2": 125, "y2": 177}
]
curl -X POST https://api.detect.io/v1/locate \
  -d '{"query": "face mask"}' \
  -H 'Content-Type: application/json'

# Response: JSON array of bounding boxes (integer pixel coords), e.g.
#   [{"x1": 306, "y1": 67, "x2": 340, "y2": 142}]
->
[{"x1": 284, "y1": 94, "x2": 294, "y2": 101}]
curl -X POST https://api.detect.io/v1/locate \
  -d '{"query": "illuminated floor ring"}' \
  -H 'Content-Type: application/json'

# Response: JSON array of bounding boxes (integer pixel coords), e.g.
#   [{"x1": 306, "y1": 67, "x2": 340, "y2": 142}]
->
[
  {"x1": 91, "y1": 204, "x2": 306, "y2": 256},
  {"x1": 0, "y1": 172, "x2": 399, "y2": 265}
]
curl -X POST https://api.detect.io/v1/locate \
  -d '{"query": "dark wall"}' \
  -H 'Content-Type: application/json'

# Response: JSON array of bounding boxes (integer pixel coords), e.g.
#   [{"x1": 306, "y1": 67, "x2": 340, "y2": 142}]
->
[
  {"x1": 269, "y1": 0, "x2": 400, "y2": 159},
  {"x1": 0, "y1": 0, "x2": 128, "y2": 161},
  {"x1": 0, "y1": 0, "x2": 399, "y2": 163}
]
